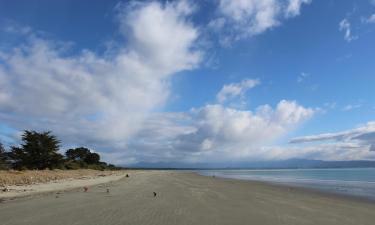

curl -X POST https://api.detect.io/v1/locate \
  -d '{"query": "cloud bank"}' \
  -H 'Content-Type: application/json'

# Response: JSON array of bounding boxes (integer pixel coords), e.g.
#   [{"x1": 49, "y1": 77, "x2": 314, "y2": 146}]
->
[
  {"x1": 290, "y1": 122, "x2": 375, "y2": 160},
  {"x1": 0, "y1": 0, "x2": 201, "y2": 148},
  {"x1": 127, "y1": 81, "x2": 315, "y2": 164}
]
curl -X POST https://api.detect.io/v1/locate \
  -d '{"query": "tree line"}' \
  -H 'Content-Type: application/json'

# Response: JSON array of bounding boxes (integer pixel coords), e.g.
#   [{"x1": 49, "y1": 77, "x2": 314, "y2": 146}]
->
[{"x1": 0, "y1": 130, "x2": 119, "y2": 170}]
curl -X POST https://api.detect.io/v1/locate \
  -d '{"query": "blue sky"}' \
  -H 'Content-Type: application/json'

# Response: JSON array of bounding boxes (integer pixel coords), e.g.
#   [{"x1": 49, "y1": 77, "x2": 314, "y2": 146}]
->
[{"x1": 0, "y1": 0, "x2": 375, "y2": 165}]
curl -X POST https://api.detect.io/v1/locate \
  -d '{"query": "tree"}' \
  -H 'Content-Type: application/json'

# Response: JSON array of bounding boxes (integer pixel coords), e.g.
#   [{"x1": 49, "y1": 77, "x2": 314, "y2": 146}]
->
[
  {"x1": 0, "y1": 141, "x2": 8, "y2": 169},
  {"x1": 9, "y1": 131, "x2": 64, "y2": 169},
  {"x1": 65, "y1": 147, "x2": 100, "y2": 165},
  {"x1": 84, "y1": 152, "x2": 100, "y2": 164},
  {"x1": 65, "y1": 147, "x2": 91, "y2": 162}
]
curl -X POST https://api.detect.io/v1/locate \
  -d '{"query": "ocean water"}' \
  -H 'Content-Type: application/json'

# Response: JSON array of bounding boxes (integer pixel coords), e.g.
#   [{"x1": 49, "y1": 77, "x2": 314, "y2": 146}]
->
[{"x1": 198, "y1": 168, "x2": 375, "y2": 200}]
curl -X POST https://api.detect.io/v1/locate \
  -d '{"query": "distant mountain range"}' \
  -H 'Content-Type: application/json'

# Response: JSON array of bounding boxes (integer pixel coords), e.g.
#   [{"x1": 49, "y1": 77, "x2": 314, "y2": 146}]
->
[{"x1": 128, "y1": 159, "x2": 375, "y2": 169}]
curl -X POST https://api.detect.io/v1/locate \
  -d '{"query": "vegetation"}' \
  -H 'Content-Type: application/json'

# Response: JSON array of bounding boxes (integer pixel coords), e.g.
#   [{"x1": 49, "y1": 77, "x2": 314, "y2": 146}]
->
[
  {"x1": 0, "y1": 142, "x2": 8, "y2": 170},
  {"x1": 65, "y1": 147, "x2": 117, "y2": 170},
  {"x1": 0, "y1": 169, "x2": 121, "y2": 187},
  {"x1": 9, "y1": 131, "x2": 64, "y2": 170},
  {"x1": 0, "y1": 130, "x2": 120, "y2": 171}
]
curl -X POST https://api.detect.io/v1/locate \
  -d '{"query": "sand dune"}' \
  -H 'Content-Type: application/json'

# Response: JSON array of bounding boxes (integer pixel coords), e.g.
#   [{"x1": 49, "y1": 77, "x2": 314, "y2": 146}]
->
[{"x1": 1, "y1": 171, "x2": 375, "y2": 225}]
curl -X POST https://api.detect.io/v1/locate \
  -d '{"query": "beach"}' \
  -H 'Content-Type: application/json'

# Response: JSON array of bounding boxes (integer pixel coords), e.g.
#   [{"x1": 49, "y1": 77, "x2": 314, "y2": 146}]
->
[
  {"x1": 1, "y1": 171, "x2": 375, "y2": 225},
  {"x1": 0, "y1": 170, "x2": 126, "y2": 199}
]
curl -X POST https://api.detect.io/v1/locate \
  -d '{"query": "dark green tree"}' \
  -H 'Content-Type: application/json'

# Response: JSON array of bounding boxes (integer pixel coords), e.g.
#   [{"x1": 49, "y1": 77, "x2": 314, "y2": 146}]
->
[
  {"x1": 65, "y1": 147, "x2": 100, "y2": 165},
  {"x1": 0, "y1": 141, "x2": 8, "y2": 169},
  {"x1": 9, "y1": 131, "x2": 64, "y2": 169},
  {"x1": 65, "y1": 147, "x2": 91, "y2": 161},
  {"x1": 84, "y1": 152, "x2": 100, "y2": 164}
]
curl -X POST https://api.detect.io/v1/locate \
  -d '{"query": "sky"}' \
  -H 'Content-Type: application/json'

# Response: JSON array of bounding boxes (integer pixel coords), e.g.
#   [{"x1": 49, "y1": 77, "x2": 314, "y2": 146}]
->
[{"x1": 0, "y1": 0, "x2": 375, "y2": 166}]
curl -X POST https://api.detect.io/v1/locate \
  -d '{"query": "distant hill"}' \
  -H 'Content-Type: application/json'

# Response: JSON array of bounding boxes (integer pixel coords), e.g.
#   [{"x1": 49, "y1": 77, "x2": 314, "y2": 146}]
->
[
  {"x1": 129, "y1": 159, "x2": 375, "y2": 169},
  {"x1": 236, "y1": 159, "x2": 375, "y2": 169}
]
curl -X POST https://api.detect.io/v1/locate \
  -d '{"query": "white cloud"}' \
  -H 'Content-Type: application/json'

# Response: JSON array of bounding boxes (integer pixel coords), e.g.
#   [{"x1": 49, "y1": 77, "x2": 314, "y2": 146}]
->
[
  {"x1": 364, "y1": 14, "x2": 375, "y2": 23},
  {"x1": 127, "y1": 99, "x2": 315, "y2": 163},
  {"x1": 290, "y1": 122, "x2": 375, "y2": 144},
  {"x1": 285, "y1": 0, "x2": 312, "y2": 17},
  {"x1": 289, "y1": 122, "x2": 375, "y2": 159},
  {"x1": 218, "y1": 0, "x2": 280, "y2": 34},
  {"x1": 116, "y1": 0, "x2": 200, "y2": 74},
  {"x1": 342, "y1": 104, "x2": 362, "y2": 111},
  {"x1": 216, "y1": 78, "x2": 260, "y2": 103},
  {"x1": 0, "y1": 1, "x2": 201, "y2": 150},
  {"x1": 339, "y1": 18, "x2": 358, "y2": 42},
  {"x1": 266, "y1": 142, "x2": 375, "y2": 161},
  {"x1": 212, "y1": 0, "x2": 312, "y2": 43}
]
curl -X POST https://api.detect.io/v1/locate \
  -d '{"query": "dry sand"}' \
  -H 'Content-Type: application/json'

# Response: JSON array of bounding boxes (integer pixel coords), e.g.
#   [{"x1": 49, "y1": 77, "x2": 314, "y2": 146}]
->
[
  {"x1": 1, "y1": 171, "x2": 375, "y2": 225},
  {"x1": 0, "y1": 172, "x2": 126, "y2": 200}
]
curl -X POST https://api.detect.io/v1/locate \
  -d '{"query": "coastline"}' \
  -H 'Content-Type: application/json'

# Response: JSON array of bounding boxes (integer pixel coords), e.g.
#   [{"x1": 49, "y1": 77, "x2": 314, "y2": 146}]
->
[
  {"x1": 195, "y1": 171, "x2": 375, "y2": 204},
  {"x1": 1, "y1": 171, "x2": 375, "y2": 225}
]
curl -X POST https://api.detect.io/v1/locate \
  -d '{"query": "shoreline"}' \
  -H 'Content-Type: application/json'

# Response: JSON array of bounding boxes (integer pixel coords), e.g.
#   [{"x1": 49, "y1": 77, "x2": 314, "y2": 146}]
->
[
  {"x1": 194, "y1": 171, "x2": 375, "y2": 205},
  {"x1": 196, "y1": 168, "x2": 375, "y2": 203}
]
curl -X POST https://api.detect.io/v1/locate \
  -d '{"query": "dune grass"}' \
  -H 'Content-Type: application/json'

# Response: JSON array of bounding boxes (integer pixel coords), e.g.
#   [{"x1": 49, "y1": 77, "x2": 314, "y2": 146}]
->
[{"x1": 0, "y1": 169, "x2": 122, "y2": 187}]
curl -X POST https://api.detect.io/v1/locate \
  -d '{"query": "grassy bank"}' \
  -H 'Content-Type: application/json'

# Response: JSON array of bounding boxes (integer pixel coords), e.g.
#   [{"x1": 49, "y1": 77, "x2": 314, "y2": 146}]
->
[{"x1": 0, "y1": 169, "x2": 122, "y2": 187}]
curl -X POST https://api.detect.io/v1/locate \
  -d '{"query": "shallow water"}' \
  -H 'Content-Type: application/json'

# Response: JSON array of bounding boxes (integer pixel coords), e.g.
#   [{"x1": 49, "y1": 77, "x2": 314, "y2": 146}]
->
[{"x1": 198, "y1": 168, "x2": 375, "y2": 200}]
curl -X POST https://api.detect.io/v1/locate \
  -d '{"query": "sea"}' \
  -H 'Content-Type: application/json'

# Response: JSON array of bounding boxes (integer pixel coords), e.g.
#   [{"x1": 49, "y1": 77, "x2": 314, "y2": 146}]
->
[{"x1": 198, "y1": 168, "x2": 375, "y2": 200}]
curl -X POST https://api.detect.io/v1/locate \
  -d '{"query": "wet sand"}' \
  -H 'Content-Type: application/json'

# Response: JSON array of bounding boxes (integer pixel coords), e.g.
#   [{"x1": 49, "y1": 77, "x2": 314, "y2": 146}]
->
[{"x1": 1, "y1": 171, "x2": 375, "y2": 225}]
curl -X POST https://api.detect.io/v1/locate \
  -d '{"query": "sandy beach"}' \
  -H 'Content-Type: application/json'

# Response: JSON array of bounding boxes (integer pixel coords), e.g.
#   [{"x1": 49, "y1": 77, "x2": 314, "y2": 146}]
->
[
  {"x1": 1, "y1": 171, "x2": 375, "y2": 225},
  {"x1": 0, "y1": 170, "x2": 126, "y2": 200},
  {"x1": 0, "y1": 173, "x2": 126, "y2": 200}
]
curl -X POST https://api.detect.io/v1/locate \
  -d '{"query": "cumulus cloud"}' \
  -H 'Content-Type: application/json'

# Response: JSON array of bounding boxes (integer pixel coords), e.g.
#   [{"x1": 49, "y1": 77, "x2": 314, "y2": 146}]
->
[
  {"x1": 0, "y1": 1, "x2": 201, "y2": 149},
  {"x1": 190, "y1": 100, "x2": 313, "y2": 150},
  {"x1": 290, "y1": 122, "x2": 375, "y2": 158},
  {"x1": 211, "y1": 0, "x2": 312, "y2": 44},
  {"x1": 216, "y1": 78, "x2": 260, "y2": 103},
  {"x1": 128, "y1": 100, "x2": 315, "y2": 163},
  {"x1": 339, "y1": 18, "x2": 358, "y2": 42}
]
